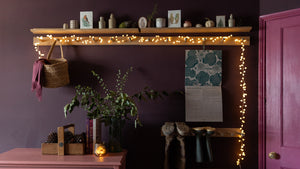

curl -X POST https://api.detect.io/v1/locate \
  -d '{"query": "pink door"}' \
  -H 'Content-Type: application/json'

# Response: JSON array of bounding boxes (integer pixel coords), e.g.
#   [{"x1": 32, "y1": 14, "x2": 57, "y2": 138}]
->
[{"x1": 262, "y1": 8, "x2": 300, "y2": 169}]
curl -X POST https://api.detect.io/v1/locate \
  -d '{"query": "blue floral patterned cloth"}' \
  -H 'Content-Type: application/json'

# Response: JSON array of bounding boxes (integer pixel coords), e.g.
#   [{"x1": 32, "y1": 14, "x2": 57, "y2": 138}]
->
[{"x1": 185, "y1": 50, "x2": 222, "y2": 86}]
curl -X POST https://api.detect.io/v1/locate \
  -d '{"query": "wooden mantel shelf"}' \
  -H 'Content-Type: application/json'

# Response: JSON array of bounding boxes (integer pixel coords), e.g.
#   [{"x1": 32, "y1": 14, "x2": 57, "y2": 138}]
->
[
  {"x1": 30, "y1": 26, "x2": 252, "y2": 35},
  {"x1": 31, "y1": 27, "x2": 251, "y2": 46}
]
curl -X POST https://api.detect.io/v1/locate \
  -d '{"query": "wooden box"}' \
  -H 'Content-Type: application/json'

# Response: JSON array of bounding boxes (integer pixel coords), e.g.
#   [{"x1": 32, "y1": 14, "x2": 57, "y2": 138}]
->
[{"x1": 41, "y1": 124, "x2": 85, "y2": 155}]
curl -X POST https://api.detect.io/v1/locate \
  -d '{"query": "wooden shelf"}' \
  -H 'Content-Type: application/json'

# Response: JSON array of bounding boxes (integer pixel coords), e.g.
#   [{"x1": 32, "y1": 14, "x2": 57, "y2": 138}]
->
[
  {"x1": 193, "y1": 127, "x2": 242, "y2": 138},
  {"x1": 211, "y1": 128, "x2": 242, "y2": 137},
  {"x1": 140, "y1": 27, "x2": 252, "y2": 34},
  {"x1": 30, "y1": 28, "x2": 138, "y2": 34},
  {"x1": 161, "y1": 127, "x2": 241, "y2": 138},
  {"x1": 31, "y1": 27, "x2": 251, "y2": 46},
  {"x1": 30, "y1": 26, "x2": 252, "y2": 35}
]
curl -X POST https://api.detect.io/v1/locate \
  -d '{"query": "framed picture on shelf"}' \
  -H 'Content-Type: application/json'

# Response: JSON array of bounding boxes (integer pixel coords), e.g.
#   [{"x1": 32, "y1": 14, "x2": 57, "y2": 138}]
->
[
  {"x1": 216, "y1": 15, "x2": 226, "y2": 27},
  {"x1": 138, "y1": 17, "x2": 147, "y2": 28},
  {"x1": 168, "y1": 10, "x2": 181, "y2": 28},
  {"x1": 80, "y1": 11, "x2": 93, "y2": 29}
]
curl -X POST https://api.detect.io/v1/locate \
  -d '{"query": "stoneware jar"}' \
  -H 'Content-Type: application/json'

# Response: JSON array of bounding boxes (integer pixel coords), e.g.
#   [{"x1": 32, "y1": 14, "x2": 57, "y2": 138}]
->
[
  {"x1": 98, "y1": 16, "x2": 106, "y2": 29},
  {"x1": 108, "y1": 13, "x2": 116, "y2": 28},
  {"x1": 228, "y1": 14, "x2": 235, "y2": 27}
]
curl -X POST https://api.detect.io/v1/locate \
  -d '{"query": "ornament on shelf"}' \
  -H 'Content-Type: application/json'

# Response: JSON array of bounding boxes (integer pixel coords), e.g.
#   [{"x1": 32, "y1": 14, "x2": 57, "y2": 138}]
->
[
  {"x1": 119, "y1": 21, "x2": 132, "y2": 28},
  {"x1": 156, "y1": 18, "x2": 166, "y2": 28},
  {"x1": 108, "y1": 13, "x2": 116, "y2": 29},
  {"x1": 70, "y1": 20, "x2": 79, "y2": 29},
  {"x1": 183, "y1": 20, "x2": 192, "y2": 28},
  {"x1": 216, "y1": 15, "x2": 226, "y2": 27},
  {"x1": 228, "y1": 14, "x2": 235, "y2": 27},
  {"x1": 195, "y1": 24, "x2": 203, "y2": 28},
  {"x1": 98, "y1": 16, "x2": 106, "y2": 29},
  {"x1": 138, "y1": 17, "x2": 147, "y2": 28},
  {"x1": 63, "y1": 23, "x2": 69, "y2": 29},
  {"x1": 205, "y1": 18, "x2": 215, "y2": 27}
]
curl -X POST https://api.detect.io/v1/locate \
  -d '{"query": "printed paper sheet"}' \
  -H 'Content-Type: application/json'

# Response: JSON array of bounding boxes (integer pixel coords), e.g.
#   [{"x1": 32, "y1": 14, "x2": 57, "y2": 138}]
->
[{"x1": 185, "y1": 50, "x2": 223, "y2": 122}]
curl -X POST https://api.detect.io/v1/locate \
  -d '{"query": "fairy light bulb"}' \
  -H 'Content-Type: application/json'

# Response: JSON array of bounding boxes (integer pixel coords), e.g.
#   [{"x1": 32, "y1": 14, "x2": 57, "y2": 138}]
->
[{"x1": 33, "y1": 41, "x2": 45, "y2": 58}]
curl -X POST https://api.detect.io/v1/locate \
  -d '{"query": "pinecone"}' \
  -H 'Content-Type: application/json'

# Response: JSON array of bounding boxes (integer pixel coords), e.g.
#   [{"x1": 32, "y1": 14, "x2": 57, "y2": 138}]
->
[
  {"x1": 64, "y1": 131, "x2": 74, "y2": 143},
  {"x1": 74, "y1": 132, "x2": 86, "y2": 143},
  {"x1": 46, "y1": 132, "x2": 58, "y2": 143}
]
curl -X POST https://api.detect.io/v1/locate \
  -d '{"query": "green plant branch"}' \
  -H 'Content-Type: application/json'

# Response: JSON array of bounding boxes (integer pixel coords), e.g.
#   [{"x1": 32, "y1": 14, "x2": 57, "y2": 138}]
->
[{"x1": 64, "y1": 67, "x2": 170, "y2": 128}]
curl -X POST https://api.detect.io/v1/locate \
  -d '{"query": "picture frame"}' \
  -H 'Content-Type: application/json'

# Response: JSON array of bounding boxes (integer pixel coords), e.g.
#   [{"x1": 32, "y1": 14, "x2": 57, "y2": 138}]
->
[
  {"x1": 168, "y1": 10, "x2": 181, "y2": 28},
  {"x1": 216, "y1": 15, "x2": 226, "y2": 27},
  {"x1": 80, "y1": 11, "x2": 93, "y2": 29},
  {"x1": 138, "y1": 17, "x2": 147, "y2": 28}
]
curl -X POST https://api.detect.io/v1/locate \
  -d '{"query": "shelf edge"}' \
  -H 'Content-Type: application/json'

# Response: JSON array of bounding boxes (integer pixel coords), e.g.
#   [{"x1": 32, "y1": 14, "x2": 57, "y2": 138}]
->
[{"x1": 30, "y1": 26, "x2": 252, "y2": 34}]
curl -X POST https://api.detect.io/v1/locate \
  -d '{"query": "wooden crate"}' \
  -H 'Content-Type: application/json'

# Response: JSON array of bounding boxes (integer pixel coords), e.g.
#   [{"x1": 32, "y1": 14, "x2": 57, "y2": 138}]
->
[{"x1": 41, "y1": 124, "x2": 85, "y2": 155}]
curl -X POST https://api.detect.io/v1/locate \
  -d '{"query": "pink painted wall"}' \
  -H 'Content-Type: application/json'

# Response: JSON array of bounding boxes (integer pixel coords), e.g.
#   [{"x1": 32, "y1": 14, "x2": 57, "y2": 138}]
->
[{"x1": 0, "y1": 0, "x2": 258, "y2": 168}]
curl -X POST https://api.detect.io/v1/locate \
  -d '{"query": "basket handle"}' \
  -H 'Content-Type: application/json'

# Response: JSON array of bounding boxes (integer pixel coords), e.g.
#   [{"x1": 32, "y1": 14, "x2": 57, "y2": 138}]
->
[{"x1": 46, "y1": 39, "x2": 64, "y2": 60}]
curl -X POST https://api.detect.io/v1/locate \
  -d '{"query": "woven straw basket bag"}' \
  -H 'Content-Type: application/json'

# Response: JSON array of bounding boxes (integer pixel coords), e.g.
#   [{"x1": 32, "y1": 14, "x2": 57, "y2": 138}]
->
[{"x1": 42, "y1": 40, "x2": 70, "y2": 88}]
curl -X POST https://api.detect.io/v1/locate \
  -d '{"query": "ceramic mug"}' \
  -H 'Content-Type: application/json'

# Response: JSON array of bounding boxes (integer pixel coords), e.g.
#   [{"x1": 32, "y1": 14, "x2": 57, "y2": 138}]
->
[
  {"x1": 70, "y1": 20, "x2": 79, "y2": 29},
  {"x1": 156, "y1": 18, "x2": 166, "y2": 28}
]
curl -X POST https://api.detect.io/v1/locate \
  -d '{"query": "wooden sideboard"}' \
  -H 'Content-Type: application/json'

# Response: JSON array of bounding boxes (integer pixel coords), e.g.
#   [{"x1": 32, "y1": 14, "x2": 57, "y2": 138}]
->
[{"x1": 0, "y1": 148, "x2": 126, "y2": 169}]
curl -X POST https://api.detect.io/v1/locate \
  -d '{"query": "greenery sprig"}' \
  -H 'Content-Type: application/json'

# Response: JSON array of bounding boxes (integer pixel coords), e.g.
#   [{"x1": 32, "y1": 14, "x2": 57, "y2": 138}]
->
[{"x1": 64, "y1": 67, "x2": 168, "y2": 128}]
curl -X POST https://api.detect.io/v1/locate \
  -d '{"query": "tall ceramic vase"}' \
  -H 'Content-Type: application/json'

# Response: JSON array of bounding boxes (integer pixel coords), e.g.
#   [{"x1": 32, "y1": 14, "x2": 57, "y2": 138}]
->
[{"x1": 108, "y1": 117, "x2": 125, "y2": 152}]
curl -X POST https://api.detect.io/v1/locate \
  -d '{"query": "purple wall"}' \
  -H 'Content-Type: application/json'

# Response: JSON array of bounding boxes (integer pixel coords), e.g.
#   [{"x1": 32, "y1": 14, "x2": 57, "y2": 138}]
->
[
  {"x1": 260, "y1": 0, "x2": 300, "y2": 15},
  {"x1": 0, "y1": 0, "x2": 258, "y2": 169}
]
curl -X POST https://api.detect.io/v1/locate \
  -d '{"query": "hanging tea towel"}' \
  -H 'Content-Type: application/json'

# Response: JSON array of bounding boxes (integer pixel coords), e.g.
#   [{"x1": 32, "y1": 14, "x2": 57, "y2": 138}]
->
[{"x1": 31, "y1": 59, "x2": 45, "y2": 101}]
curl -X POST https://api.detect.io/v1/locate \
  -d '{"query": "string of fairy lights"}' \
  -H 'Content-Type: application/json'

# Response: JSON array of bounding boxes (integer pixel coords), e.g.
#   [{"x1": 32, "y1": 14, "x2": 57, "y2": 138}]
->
[
  {"x1": 33, "y1": 34, "x2": 247, "y2": 166},
  {"x1": 33, "y1": 34, "x2": 249, "y2": 57},
  {"x1": 236, "y1": 39, "x2": 247, "y2": 167}
]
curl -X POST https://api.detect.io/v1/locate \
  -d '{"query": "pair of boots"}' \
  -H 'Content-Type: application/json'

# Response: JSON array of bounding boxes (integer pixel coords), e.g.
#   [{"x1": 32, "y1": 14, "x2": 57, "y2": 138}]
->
[
  {"x1": 161, "y1": 122, "x2": 190, "y2": 169},
  {"x1": 193, "y1": 127, "x2": 216, "y2": 163}
]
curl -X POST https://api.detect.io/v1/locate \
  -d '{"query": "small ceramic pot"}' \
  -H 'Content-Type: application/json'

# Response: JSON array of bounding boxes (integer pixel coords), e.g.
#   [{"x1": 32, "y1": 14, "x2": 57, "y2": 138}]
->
[{"x1": 183, "y1": 21, "x2": 192, "y2": 28}]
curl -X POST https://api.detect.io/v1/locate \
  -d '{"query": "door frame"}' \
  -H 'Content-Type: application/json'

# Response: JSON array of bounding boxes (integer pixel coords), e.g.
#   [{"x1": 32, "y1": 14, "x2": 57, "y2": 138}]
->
[{"x1": 258, "y1": 8, "x2": 300, "y2": 169}]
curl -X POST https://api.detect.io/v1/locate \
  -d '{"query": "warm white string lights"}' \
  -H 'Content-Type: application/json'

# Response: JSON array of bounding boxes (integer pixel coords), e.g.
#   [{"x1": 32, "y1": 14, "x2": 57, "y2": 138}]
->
[
  {"x1": 32, "y1": 34, "x2": 248, "y2": 166},
  {"x1": 33, "y1": 34, "x2": 250, "y2": 48},
  {"x1": 236, "y1": 39, "x2": 247, "y2": 167}
]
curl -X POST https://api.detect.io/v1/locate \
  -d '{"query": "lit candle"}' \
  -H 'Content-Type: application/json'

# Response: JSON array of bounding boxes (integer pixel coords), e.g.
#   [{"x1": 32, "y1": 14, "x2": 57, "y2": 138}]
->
[{"x1": 95, "y1": 143, "x2": 106, "y2": 157}]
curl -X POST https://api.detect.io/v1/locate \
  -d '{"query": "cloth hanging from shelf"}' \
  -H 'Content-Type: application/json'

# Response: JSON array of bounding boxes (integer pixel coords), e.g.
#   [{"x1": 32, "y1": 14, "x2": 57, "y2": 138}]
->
[
  {"x1": 185, "y1": 50, "x2": 223, "y2": 122},
  {"x1": 31, "y1": 59, "x2": 46, "y2": 101}
]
